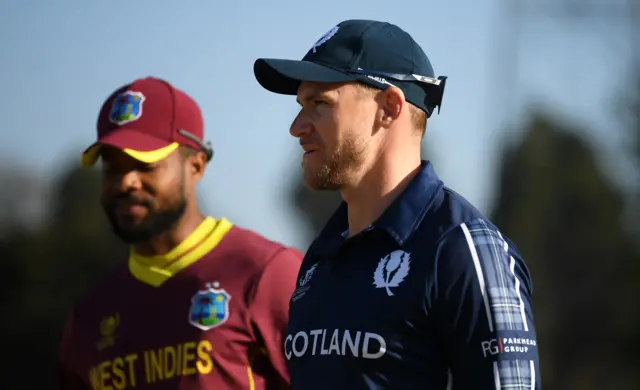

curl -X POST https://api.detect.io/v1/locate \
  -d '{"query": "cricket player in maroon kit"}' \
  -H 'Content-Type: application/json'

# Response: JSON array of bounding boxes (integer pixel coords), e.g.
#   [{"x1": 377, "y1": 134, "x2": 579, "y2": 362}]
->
[{"x1": 58, "y1": 76, "x2": 303, "y2": 390}]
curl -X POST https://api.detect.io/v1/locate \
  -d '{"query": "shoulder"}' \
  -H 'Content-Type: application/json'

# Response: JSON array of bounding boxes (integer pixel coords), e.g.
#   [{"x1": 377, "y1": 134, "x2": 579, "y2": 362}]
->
[
  {"x1": 66, "y1": 262, "x2": 130, "y2": 327},
  {"x1": 433, "y1": 208, "x2": 526, "y2": 273},
  {"x1": 410, "y1": 186, "x2": 531, "y2": 291},
  {"x1": 430, "y1": 186, "x2": 486, "y2": 236},
  {"x1": 406, "y1": 185, "x2": 490, "y2": 258},
  {"x1": 222, "y1": 226, "x2": 303, "y2": 307},
  {"x1": 222, "y1": 224, "x2": 304, "y2": 272},
  {"x1": 433, "y1": 217, "x2": 533, "y2": 305},
  {"x1": 416, "y1": 185, "x2": 514, "y2": 249}
]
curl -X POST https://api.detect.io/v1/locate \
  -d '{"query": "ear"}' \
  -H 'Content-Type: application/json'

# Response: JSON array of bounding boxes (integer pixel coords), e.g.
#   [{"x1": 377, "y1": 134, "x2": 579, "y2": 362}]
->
[
  {"x1": 186, "y1": 151, "x2": 207, "y2": 184},
  {"x1": 379, "y1": 86, "x2": 405, "y2": 128}
]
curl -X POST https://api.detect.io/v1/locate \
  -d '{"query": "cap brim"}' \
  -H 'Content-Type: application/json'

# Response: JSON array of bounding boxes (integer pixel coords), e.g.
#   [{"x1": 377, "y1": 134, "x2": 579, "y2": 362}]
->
[
  {"x1": 81, "y1": 129, "x2": 179, "y2": 168},
  {"x1": 254, "y1": 59, "x2": 356, "y2": 95}
]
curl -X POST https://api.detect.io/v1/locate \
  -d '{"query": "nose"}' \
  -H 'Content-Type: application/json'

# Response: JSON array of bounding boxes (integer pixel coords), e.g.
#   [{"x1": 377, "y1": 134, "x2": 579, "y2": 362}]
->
[
  {"x1": 121, "y1": 170, "x2": 143, "y2": 192},
  {"x1": 106, "y1": 169, "x2": 143, "y2": 194},
  {"x1": 289, "y1": 114, "x2": 313, "y2": 139}
]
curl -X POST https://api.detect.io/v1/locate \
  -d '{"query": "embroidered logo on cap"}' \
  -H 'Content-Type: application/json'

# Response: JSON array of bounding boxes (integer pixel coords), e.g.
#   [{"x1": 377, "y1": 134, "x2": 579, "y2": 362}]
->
[
  {"x1": 311, "y1": 25, "x2": 339, "y2": 53},
  {"x1": 109, "y1": 90, "x2": 146, "y2": 125}
]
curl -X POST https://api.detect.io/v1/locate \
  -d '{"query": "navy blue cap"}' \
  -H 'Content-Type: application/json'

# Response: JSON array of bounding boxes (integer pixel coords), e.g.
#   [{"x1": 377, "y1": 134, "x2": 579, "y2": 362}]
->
[{"x1": 254, "y1": 19, "x2": 447, "y2": 117}]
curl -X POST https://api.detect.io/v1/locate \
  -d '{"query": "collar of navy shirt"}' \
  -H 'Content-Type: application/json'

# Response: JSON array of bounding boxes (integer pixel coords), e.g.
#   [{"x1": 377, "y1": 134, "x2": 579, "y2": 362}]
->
[{"x1": 311, "y1": 160, "x2": 444, "y2": 259}]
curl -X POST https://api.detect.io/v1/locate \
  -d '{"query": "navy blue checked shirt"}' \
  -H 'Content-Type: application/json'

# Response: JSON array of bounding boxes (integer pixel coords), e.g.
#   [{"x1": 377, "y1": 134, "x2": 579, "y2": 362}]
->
[{"x1": 285, "y1": 161, "x2": 541, "y2": 390}]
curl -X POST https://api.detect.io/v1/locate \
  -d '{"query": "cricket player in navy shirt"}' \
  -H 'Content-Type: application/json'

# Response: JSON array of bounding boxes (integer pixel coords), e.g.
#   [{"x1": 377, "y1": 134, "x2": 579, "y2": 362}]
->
[{"x1": 253, "y1": 19, "x2": 541, "y2": 390}]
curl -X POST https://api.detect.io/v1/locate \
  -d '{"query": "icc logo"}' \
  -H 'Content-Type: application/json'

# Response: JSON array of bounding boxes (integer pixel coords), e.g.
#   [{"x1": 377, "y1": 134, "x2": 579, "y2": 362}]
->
[
  {"x1": 96, "y1": 313, "x2": 120, "y2": 351},
  {"x1": 188, "y1": 283, "x2": 231, "y2": 331},
  {"x1": 109, "y1": 90, "x2": 145, "y2": 125},
  {"x1": 292, "y1": 263, "x2": 318, "y2": 302},
  {"x1": 299, "y1": 263, "x2": 318, "y2": 287}
]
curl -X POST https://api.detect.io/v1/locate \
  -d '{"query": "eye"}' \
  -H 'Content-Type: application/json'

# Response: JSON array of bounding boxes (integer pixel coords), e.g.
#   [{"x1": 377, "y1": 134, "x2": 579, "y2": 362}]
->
[
  {"x1": 101, "y1": 164, "x2": 116, "y2": 177},
  {"x1": 313, "y1": 100, "x2": 327, "y2": 106},
  {"x1": 137, "y1": 163, "x2": 157, "y2": 173}
]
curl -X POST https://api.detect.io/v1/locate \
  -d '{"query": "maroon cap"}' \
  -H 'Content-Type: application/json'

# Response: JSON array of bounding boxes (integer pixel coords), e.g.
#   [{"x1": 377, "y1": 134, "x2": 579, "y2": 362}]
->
[{"x1": 81, "y1": 77, "x2": 207, "y2": 167}]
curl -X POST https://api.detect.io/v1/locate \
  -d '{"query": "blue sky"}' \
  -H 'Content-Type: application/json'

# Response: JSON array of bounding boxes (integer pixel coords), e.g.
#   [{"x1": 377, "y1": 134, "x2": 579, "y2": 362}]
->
[{"x1": 0, "y1": 0, "x2": 633, "y2": 250}]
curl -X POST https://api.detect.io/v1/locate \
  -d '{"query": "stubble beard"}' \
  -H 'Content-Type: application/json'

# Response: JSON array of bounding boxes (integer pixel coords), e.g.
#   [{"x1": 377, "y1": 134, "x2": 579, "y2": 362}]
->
[
  {"x1": 102, "y1": 175, "x2": 188, "y2": 244},
  {"x1": 303, "y1": 137, "x2": 365, "y2": 191}
]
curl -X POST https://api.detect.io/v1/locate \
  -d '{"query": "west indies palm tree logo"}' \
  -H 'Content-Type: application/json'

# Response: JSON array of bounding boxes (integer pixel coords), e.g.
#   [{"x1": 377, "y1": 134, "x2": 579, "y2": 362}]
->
[
  {"x1": 108, "y1": 90, "x2": 145, "y2": 125},
  {"x1": 188, "y1": 282, "x2": 231, "y2": 331}
]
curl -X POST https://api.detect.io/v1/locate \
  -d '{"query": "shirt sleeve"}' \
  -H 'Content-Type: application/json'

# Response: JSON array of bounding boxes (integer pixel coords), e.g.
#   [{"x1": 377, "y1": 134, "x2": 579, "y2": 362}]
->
[
  {"x1": 249, "y1": 247, "x2": 303, "y2": 385},
  {"x1": 434, "y1": 218, "x2": 541, "y2": 390},
  {"x1": 58, "y1": 309, "x2": 88, "y2": 390}
]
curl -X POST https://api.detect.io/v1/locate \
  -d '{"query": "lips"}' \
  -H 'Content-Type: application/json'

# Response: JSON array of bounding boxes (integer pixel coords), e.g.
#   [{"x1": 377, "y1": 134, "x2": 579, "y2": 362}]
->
[
  {"x1": 122, "y1": 204, "x2": 147, "y2": 217},
  {"x1": 301, "y1": 144, "x2": 319, "y2": 153},
  {"x1": 302, "y1": 148, "x2": 320, "y2": 159},
  {"x1": 114, "y1": 200, "x2": 149, "y2": 217}
]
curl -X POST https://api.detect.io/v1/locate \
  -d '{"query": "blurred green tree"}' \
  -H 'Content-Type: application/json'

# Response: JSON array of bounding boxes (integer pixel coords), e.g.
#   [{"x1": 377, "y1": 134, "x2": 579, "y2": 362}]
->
[
  {"x1": 490, "y1": 110, "x2": 640, "y2": 389},
  {"x1": 631, "y1": 76, "x2": 640, "y2": 166},
  {"x1": 0, "y1": 163, "x2": 126, "y2": 387},
  {"x1": 623, "y1": 70, "x2": 640, "y2": 237},
  {"x1": 290, "y1": 184, "x2": 342, "y2": 245}
]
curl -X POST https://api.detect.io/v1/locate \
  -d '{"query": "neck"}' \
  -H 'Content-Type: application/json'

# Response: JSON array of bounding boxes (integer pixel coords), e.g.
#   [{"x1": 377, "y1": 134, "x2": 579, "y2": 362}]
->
[
  {"x1": 132, "y1": 207, "x2": 205, "y2": 257},
  {"x1": 341, "y1": 145, "x2": 421, "y2": 238}
]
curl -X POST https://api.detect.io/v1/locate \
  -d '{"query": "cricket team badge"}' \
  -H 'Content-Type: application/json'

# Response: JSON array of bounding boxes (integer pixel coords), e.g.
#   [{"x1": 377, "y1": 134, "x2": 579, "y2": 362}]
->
[
  {"x1": 373, "y1": 250, "x2": 411, "y2": 297},
  {"x1": 188, "y1": 282, "x2": 231, "y2": 331},
  {"x1": 109, "y1": 90, "x2": 145, "y2": 125},
  {"x1": 311, "y1": 25, "x2": 340, "y2": 53}
]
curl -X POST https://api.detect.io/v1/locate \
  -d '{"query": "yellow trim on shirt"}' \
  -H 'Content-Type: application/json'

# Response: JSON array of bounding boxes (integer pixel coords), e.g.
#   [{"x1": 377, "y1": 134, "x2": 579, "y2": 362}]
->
[
  {"x1": 247, "y1": 365, "x2": 256, "y2": 390},
  {"x1": 128, "y1": 217, "x2": 233, "y2": 287}
]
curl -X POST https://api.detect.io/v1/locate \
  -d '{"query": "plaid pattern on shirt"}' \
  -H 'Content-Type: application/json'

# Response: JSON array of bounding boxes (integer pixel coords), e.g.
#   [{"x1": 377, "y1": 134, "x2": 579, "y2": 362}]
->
[
  {"x1": 460, "y1": 218, "x2": 536, "y2": 389},
  {"x1": 495, "y1": 360, "x2": 536, "y2": 390},
  {"x1": 462, "y1": 218, "x2": 530, "y2": 332}
]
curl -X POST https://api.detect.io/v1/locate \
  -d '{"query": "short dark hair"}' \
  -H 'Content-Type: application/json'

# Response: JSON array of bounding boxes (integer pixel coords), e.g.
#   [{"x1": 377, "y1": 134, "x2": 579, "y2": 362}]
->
[
  {"x1": 178, "y1": 145, "x2": 198, "y2": 160},
  {"x1": 356, "y1": 83, "x2": 427, "y2": 136}
]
